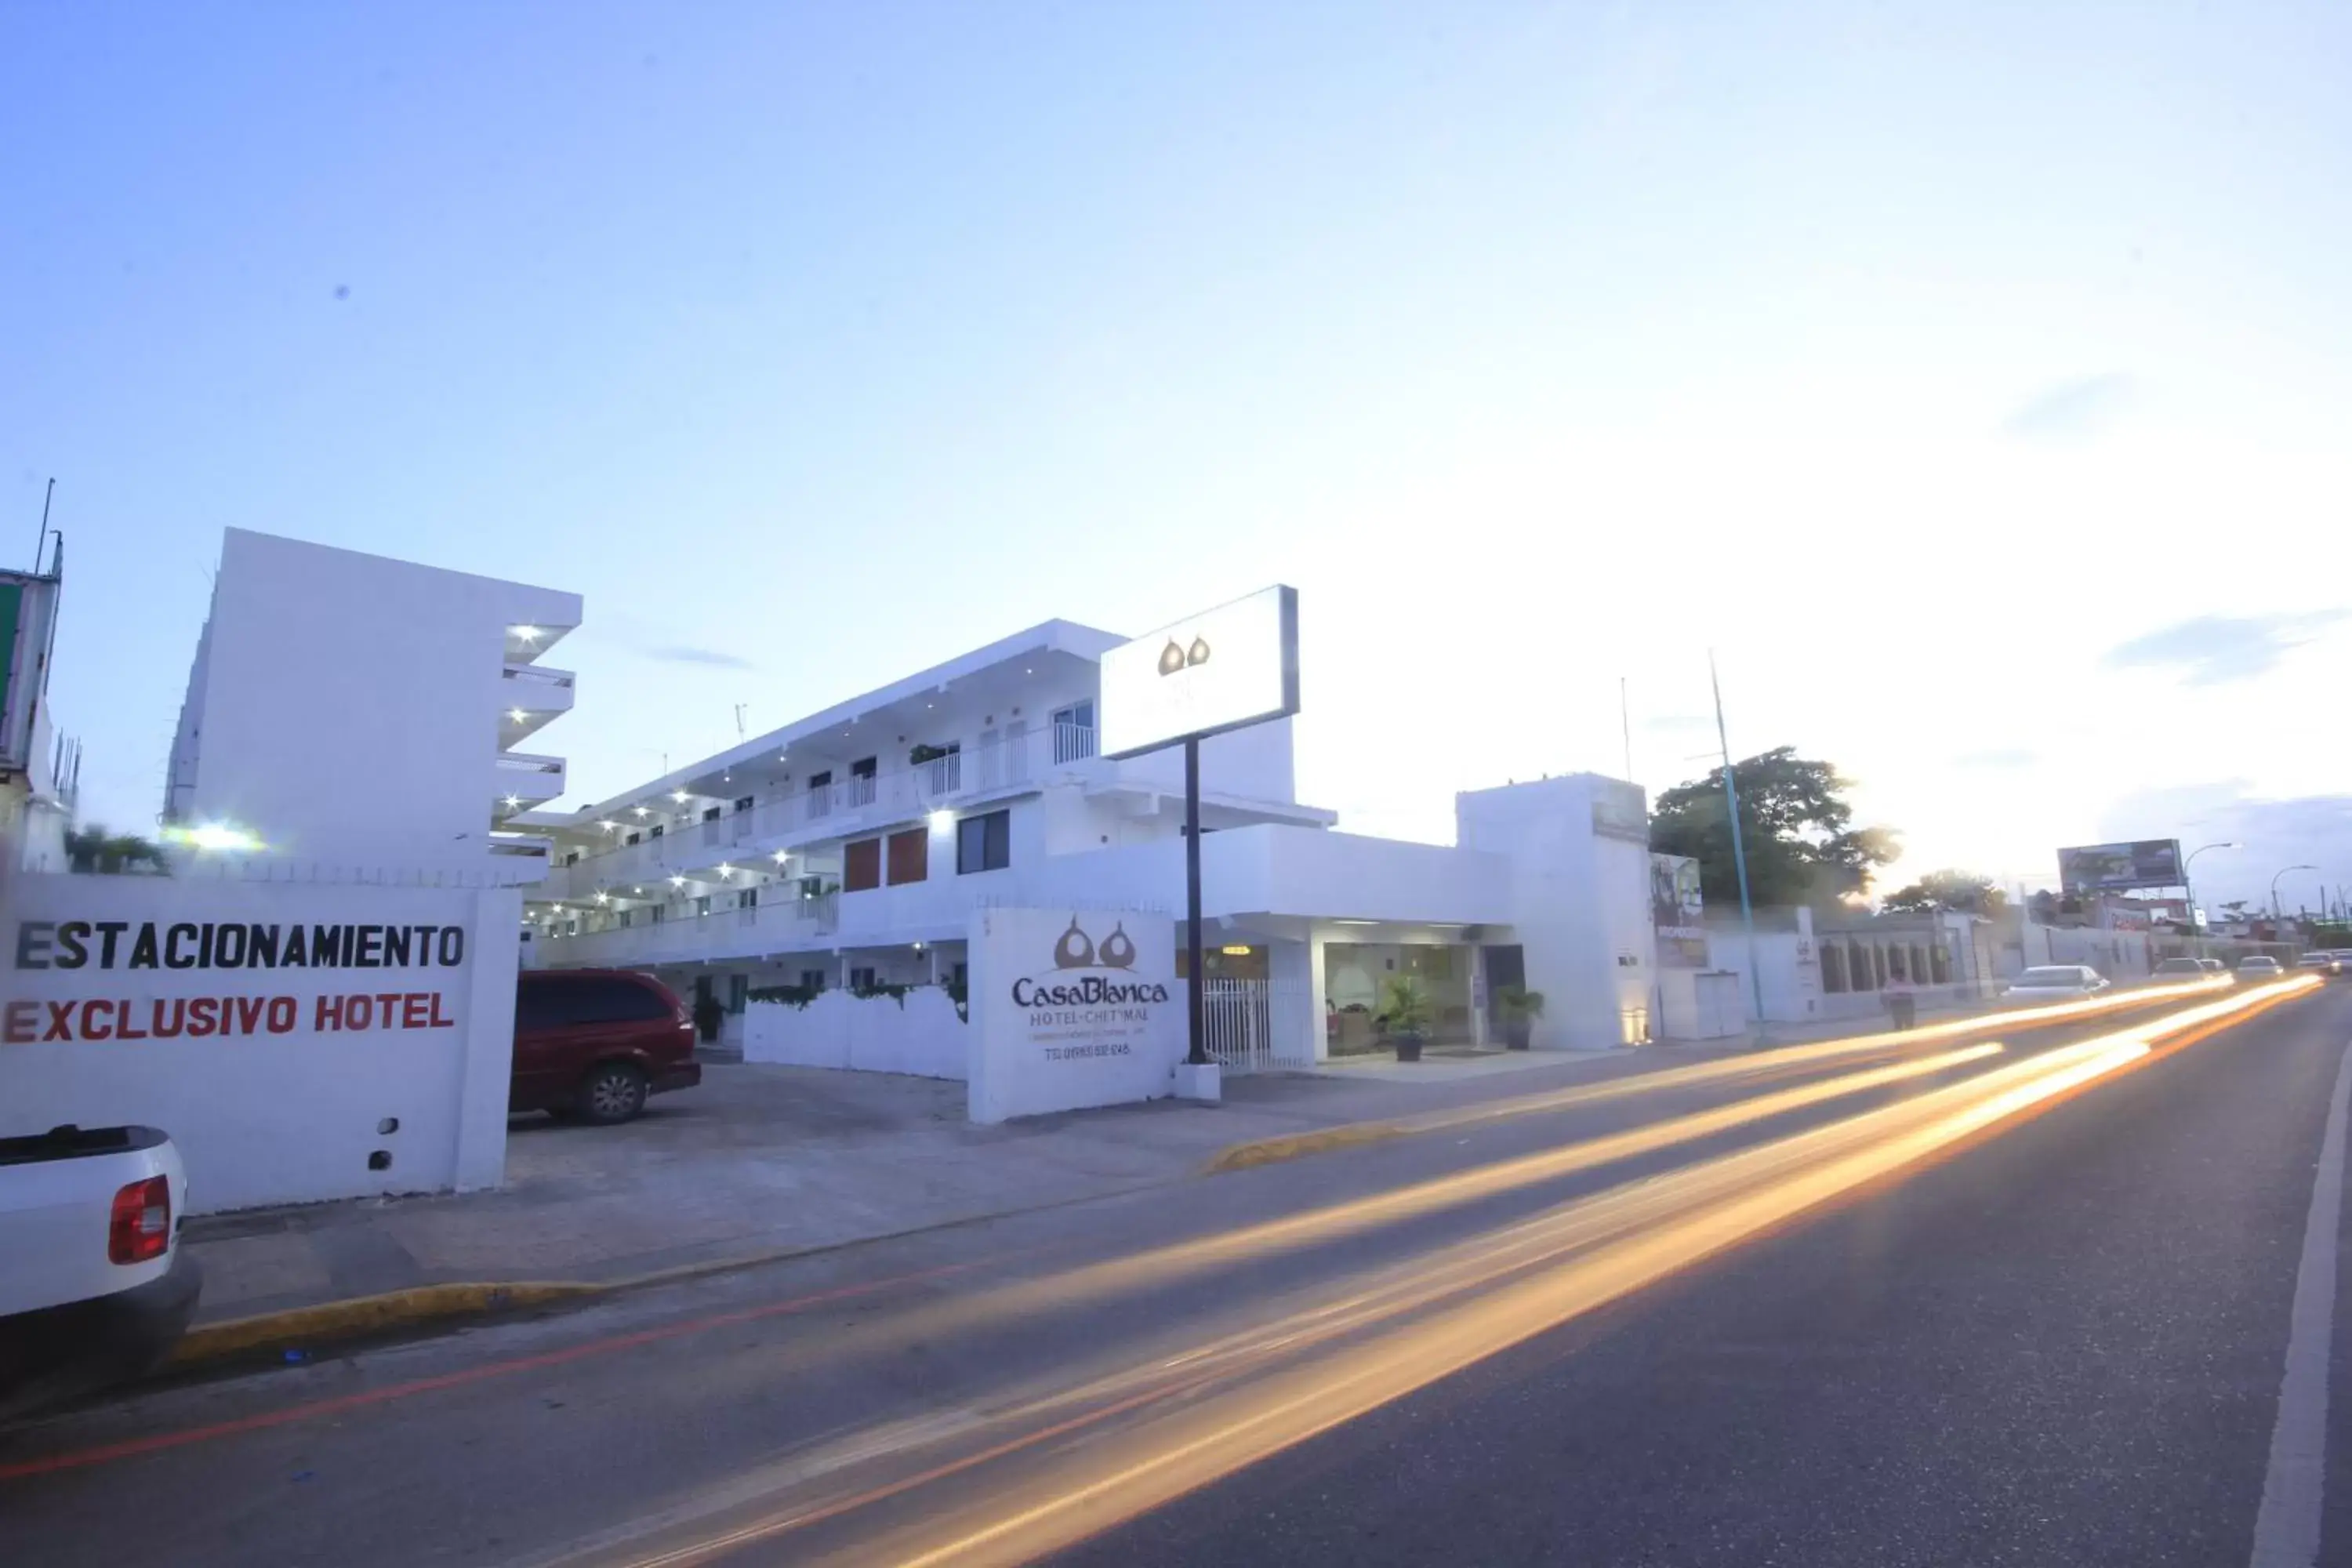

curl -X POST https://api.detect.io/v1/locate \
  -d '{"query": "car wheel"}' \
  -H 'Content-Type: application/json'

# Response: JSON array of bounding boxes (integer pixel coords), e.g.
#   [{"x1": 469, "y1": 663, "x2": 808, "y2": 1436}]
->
[{"x1": 577, "y1": 1062, "x2": 648, "y2": 1125}]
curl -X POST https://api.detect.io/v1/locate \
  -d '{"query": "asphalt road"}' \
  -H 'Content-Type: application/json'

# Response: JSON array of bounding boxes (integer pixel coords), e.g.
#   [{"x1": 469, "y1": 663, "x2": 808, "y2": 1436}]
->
[{"x1": 2, "y1": 981, "x2": 2345, "y2": 1568}]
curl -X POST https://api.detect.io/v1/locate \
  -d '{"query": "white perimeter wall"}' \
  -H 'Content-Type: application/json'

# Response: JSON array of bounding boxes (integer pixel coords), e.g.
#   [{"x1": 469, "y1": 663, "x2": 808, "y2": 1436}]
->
[
  {"x1": 742, "y1": 987, "x2": 967, "y2": 1079},
  {"x1": 0, "y1": 873, "x2": 520, "y2": 1213}
]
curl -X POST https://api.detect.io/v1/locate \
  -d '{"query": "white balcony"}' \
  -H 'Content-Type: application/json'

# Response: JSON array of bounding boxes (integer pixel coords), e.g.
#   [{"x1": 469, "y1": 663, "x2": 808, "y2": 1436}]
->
[
  {"x1": 493, "y1": 751, "x2": 567, "y2": 811},
  {"x1": 534, "y1": 891, "x2": 840, "y2": 969},
  {"x1": 499, "y1": 662, "x2": 575, "y2": 746}
]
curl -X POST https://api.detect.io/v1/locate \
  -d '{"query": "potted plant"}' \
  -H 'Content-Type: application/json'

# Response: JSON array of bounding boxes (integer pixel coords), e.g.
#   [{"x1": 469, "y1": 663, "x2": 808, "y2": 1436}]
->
[
  {"x1": 1379, "y1": 974, "x2": 1434, "y2": 1062},
  {"x1": 691, "y1": 993, "x2": 725, "y2": 1044},
  {"x1": 1495, "y1": 985, "x2": 1545, "y2": 1050}
]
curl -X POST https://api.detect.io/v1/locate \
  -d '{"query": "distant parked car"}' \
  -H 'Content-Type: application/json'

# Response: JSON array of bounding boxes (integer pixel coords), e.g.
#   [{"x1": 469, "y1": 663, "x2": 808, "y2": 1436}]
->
[
  {"x1": 2002, "y1": 965, "x2": 2111, "y2": 1003},
  {"x1": 511, "y1": 969, "x2": 701, "y2": 1125},
  {"x1": 2153, "y1": 957, "x2": 2217, "y2": 985},
  {"x1": 2199, "y1": 958, "x2": 2230, "y2": 978},
  {"x1": 2237, "y1": 956, "x2": 2286, "y2": 982},
  {"x1": 2296, "y1": 953, "x2": 2342, "y2": 976}
]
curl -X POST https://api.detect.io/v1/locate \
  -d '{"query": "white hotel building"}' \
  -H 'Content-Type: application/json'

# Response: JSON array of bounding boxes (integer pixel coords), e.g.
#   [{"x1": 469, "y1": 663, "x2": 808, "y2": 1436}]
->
[
  {"x1": 165, "y1": 529, "x2": 583, "y2": 880},
  {"x1": 522, "y1": 618, "x2": 1663, "y2": 1068}
]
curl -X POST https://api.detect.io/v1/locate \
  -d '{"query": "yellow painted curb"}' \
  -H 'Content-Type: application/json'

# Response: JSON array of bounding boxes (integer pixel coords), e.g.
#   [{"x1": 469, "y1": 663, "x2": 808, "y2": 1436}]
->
[
  {"x1": 169, "y1": 1280, "x2": 602, "y2": 1367},
  {"x1": 1201, "y1": 1121, "x2": 1406, "y2": 1174}
]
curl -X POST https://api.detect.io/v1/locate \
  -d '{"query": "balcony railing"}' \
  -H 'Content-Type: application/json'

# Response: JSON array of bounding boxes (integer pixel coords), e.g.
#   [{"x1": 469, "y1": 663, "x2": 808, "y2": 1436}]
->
[
  {"x1": 502, "y1": 664, "x2": 576, "y2": 714},
  {"x1": 494, "y1": 751, "x2": 567, "y2": 804},
  {"x1": 550, "y1": 724, "x2": 1100, "y2": 892},
  {"x1": 536, "y1": 891, "x2": 838, "y2": 967}
]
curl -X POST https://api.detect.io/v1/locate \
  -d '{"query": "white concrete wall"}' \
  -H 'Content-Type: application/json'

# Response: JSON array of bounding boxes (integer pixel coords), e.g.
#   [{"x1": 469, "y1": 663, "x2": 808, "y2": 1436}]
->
[
  {"x1": 741, "y1": 986, "x2": 966, "y2": 1079},
  {"x1": 0, "y1": 873, "x2": 518, "y2": 1213},
  {"x1": 1108, "y1": 717, "x2": 1299, "y2": 808},
  {"x1": 1700, "y1": 927, "x2": 1823, "y2": 1024},
  {"x1": 1456, "y1": 774, "x2": 1657, "y2": 1051},
  {"x1": 170, "y1": 528, "x2": 579, "y2": 873}
]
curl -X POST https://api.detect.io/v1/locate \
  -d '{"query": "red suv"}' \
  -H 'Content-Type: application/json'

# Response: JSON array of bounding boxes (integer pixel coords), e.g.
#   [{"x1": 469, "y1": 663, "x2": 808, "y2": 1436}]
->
[{"x1": 510, "y1": 969, "x2": 702, "y2": 1124}]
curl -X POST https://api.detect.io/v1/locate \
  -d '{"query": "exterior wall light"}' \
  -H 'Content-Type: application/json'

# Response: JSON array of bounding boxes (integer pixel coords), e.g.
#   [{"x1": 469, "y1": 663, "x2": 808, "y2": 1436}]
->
[
  {"x1": 177, "y1": 822, "x2": 263, "y2": 853},
  {"x1": 507, "y1": 707, "x2": 528, "y2": 723},
  {"x1": 928, "y1": 810, "x2": 956, "y2": 833}
]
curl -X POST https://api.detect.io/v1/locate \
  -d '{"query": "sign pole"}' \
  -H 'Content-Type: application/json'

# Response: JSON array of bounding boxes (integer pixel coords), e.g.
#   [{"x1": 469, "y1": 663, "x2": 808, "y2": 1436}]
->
[{"x1": 1185, "y1": 735, "x2": 1207, "y2": 1066}]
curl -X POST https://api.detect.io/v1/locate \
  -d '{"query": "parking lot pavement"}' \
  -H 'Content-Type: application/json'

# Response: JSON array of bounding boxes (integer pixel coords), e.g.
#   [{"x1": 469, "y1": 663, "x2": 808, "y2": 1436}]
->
[{"x1": 176, "y1": 1051, "x2": 1664, "y2": 1327}]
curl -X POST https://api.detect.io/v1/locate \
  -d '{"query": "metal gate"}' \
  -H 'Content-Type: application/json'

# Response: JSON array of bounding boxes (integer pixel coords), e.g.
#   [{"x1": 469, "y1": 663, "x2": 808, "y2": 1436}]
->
[{"x1": 1200, "y1": 976, "x2": 1312, "y2": 1074}]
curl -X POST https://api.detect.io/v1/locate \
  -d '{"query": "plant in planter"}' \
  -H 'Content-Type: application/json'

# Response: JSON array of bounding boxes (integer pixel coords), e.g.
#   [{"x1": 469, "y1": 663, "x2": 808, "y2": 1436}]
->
[
  {"x1": 1378, "y1": 974, "x2": 1435, "y2": 1062},
  {"x1": 1495, "y1": 985, "x2": 1545, "y2": 1051},
  {"x1": 909, "y1": 743, "x2": 952, "y2": 766},
  {"x1": 691, "y1": 993, "x2": 726, "y2": 1044}
]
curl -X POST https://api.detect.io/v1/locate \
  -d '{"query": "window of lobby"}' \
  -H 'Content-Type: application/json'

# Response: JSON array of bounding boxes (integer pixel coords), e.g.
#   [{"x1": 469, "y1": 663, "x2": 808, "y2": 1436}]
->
[{"x1": 1323, "y1": 941, "x2": 1475, "y2": 1054}]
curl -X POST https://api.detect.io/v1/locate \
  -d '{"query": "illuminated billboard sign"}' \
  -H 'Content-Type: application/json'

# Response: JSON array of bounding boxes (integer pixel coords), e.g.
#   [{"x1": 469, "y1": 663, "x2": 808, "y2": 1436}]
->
[
  {"x1": 2057, "y1": 839, "x2": 2184, "y2": 894},
  {"x1": 1098, "y1": 585, "x2": 1299, "y2": 760}
]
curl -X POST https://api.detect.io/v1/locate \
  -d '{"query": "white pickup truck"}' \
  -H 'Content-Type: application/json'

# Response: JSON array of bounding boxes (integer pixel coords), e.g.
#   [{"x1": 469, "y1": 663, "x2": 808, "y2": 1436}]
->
[{"x1": 0, "y1": 1124, "x2": 201, "y2": 1417}]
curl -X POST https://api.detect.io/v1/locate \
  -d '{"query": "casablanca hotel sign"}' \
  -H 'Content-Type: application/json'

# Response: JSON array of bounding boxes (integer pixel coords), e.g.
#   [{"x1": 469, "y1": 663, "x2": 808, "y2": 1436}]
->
[
  {"x1": 1008, "y1": 916, "x2": 1173, "y2": 1029},
  {"x1": 969, "y1": 906, "x2": 1182, "y2": 1122}
]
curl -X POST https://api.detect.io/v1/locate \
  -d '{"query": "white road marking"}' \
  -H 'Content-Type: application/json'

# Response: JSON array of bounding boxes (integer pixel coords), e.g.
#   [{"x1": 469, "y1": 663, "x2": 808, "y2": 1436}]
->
[{"x1": 2250, "y1": 1037, "x2": 2352, "y2": 1567}]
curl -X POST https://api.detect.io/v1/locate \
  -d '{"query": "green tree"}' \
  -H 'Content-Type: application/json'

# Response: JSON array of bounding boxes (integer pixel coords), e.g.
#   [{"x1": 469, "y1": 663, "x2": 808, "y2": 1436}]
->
[
  {"x1": 64, "y1": 825, "x2": 169, "y2": 875},
  {"x1": 1880, "y1": 869, "x2": 2007, "y2": 916},
  {"x1": 1649, "y1": 747, "x2": 1897, "y2": 907}
]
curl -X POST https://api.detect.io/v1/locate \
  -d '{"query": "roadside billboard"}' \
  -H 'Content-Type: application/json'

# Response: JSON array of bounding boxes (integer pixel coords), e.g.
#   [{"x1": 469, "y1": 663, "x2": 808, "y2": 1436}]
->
[
  {"x1": 2057, "y1": 838, "x2": 2184, "y2": 895},
  {"x1": 1651, "y1": 852, "x2": 1708, "y2": 967},
  {"x1": 0, "y1": 572, "x2": 60, "y2": 777},
  {"x1": 1098, "y1": 585, "x2": 1299, "y2": 759}
]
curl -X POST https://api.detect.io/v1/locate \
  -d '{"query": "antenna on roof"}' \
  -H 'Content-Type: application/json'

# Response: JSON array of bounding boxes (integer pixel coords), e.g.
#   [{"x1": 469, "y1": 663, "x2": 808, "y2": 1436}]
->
[
  {"x1": 734, "y1": 703, "x2": 748, "y2": 739},
  {"x1": 31, "y1": 477, "x2": 53, "y2": 575}
]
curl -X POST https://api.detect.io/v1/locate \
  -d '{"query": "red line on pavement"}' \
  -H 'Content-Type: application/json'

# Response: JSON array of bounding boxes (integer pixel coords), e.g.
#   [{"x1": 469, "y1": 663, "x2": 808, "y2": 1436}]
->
[{"x1": 0, "y1": 1257, "x2": 994, "y2": 1483}]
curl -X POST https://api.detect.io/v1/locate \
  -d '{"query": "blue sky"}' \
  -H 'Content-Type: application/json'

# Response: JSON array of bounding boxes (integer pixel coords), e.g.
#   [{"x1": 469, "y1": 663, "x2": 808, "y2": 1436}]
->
[{"x1": 6, "y1": 2, "x2": 2349, "y2": 912}]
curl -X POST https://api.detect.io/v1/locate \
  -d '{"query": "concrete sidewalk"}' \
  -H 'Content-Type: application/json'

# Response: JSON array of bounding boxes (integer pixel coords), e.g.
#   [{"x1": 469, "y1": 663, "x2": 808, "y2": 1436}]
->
[{"x1": 180, "y1": 1049, "x2": 1678, "y2": 1338}]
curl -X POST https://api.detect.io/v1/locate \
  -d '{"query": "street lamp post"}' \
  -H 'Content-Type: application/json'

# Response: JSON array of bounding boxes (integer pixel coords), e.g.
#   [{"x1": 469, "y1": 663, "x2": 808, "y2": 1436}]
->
[
  {"x1": 2272, "y1": 864, "x2": 2319, "y2": 931},
  {"x1": 2182, "y1": 842, "x2": 2241, "y2": 955}
]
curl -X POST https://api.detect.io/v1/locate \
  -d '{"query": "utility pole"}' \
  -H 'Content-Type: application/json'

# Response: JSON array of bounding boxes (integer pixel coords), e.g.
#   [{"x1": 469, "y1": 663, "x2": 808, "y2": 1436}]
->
[
  {"x1": 1710, "y1": 651, "x2": 1766, "y2": 1040},
  {"x1": 2272, "y1": 864, "x2": 2317, "y2": 931},
  {"x1": 1620, "y1": 677, "x2": 1634, "y2": 782},
  {"x1": 2183, "y1": 841, "x2": 2241, "y2": 958}
]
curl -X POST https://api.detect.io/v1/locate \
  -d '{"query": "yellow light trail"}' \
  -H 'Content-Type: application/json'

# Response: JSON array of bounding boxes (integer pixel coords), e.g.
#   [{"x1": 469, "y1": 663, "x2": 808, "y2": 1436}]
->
[
  {"x1": 584, "y1": 978, "x2": 2318, "y2": 1568},
  {"x1": 1383, "y1": 975, "x2": 2230, "y2": 1141},
  {"x1": 822, "y1": 978, "x2": 2320, "y2": 1568}
]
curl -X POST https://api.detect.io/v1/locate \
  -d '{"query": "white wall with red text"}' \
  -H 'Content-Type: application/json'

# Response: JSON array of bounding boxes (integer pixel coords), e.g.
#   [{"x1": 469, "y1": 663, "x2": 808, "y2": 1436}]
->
[{"x1": 0, "y1": 873, "x2": 520, "y2": 1212}]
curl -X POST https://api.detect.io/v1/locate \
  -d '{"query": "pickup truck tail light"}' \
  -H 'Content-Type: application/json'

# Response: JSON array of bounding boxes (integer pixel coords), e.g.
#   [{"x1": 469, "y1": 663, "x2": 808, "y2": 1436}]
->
[{"x1": 108, "y1": 1174, "x2": 172, "y2": 1264}]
